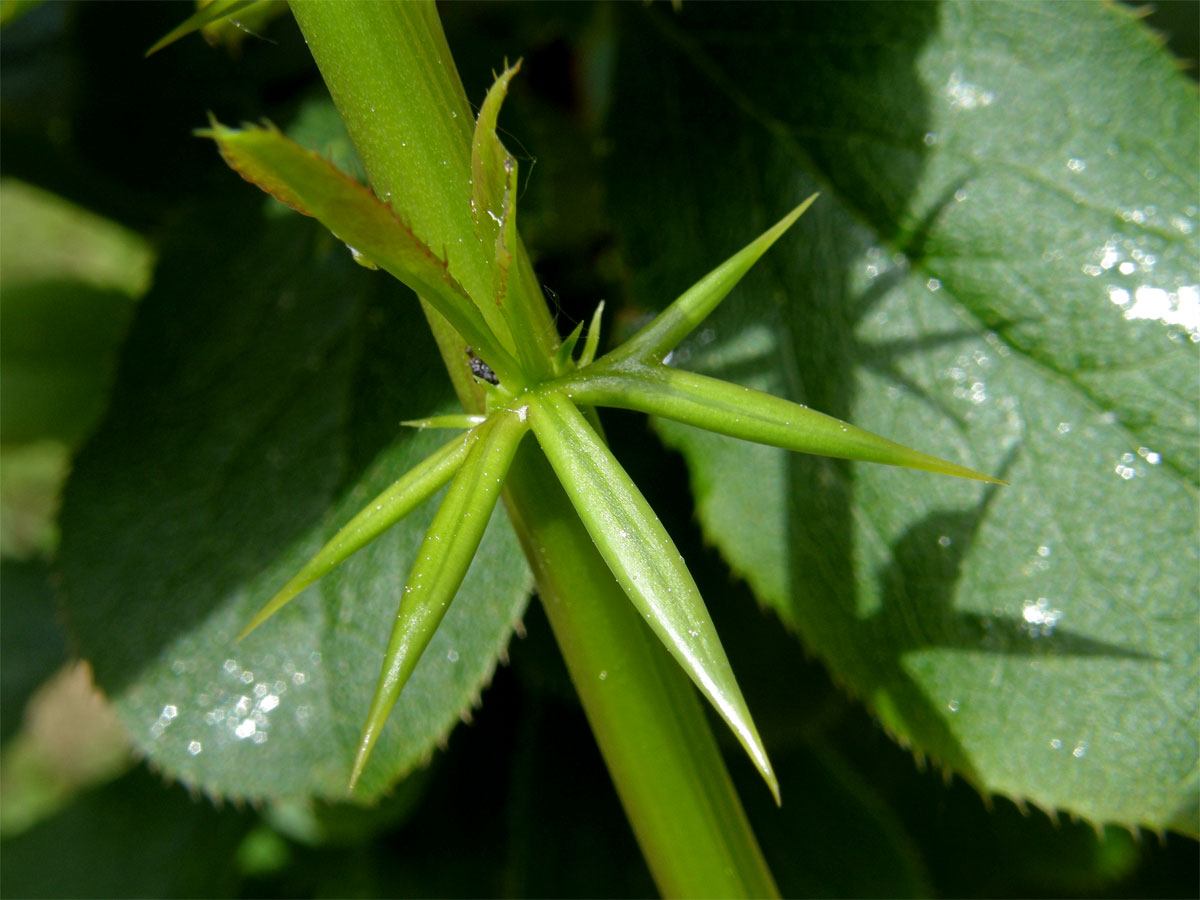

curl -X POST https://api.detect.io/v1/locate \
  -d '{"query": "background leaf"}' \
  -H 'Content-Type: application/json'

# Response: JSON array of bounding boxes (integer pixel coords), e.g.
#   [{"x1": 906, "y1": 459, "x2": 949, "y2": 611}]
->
[
  {"x1": 606, "y1": 0, "x2": 1197, "y2": 832},
  {"x1": 57, "y1": 179, "x2": 532, "y2": 803}
]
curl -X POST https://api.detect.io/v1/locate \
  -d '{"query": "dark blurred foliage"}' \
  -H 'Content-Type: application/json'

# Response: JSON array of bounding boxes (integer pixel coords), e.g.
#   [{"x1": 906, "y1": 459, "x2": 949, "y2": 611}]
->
[{"x1": 1, "y1": 3, "x2": 1195, "y2": 897}]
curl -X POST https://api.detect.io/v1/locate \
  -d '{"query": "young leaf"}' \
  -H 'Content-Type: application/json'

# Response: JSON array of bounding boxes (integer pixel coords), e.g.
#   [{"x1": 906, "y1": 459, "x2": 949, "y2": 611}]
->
[
  {"x1": 463, "y1": 62, "x2": 520, "y2": 361},
  {"x1": 527, "y1": 388, "x2": 779, "y2": 802},
  {"x1": 350, "y1": 408, "x2": 529, "y2": 790},
  {"x1": 470, "y1": 62, "x2": 555, "y2": 380},
  {"x1": 469, "y1": 62, "x2": 521, "y2": 257},
  {"x1": 238, "y1": 426, "x2": 482, "y2": 640},
  {"x1": 567, "y1": 362, "x2": 1003, "y2": 483},
  {"x1": 602, "y1": 194, "x2": 818, "y2": 367},
  {"x1": 490, "y1": 156, "x2": 551, "y2": 379},
  {"x1": 199, "y1": 118, "x2": 523, "y2": 388}
]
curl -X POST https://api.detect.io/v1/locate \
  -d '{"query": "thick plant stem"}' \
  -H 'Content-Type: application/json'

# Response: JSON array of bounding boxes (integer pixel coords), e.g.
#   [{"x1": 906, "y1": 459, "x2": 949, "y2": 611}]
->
[
  {"x1": 289, "y1": 2, "x2": 778, "y2": 895},
  {"x1": 502, "y1": 447, "x2": 778, "y2": 898}
]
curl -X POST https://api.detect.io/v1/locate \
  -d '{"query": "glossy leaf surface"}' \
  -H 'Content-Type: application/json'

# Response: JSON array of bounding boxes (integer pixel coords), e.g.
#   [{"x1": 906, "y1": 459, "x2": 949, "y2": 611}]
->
[{"x1": 608, "y1": 0, "x2": 1198, "y2": 831}]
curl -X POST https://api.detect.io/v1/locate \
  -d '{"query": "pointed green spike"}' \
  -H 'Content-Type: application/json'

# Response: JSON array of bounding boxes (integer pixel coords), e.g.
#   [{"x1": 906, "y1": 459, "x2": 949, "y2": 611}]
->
[
  {"x1": 579, "y1": 300, "x2": 606, "y2": 368},
  {"x1": 566, "y1": 363, "x2": 1006, "y2": 485},
  {"x1": 348, "y1": 408, "x2": 528, "y2": 791},
  {"x1": 238, "y1": 428, "x2": 479, "y2": 641},
  {"x1": 604, "y1": 195, "x2": 818, "y2": 366},
  {"x1": 401, "y1": 414, "x2": 487, "y2": 430},
  {"x1": 528, "y1": 389, "x2": 779, "y2": 802},
  {"x1": 145, "y1": 0, "x2": 258, "y2": 56},
  {"x1": 554, "y1": 321, "x2": 585, "y2": 373}
]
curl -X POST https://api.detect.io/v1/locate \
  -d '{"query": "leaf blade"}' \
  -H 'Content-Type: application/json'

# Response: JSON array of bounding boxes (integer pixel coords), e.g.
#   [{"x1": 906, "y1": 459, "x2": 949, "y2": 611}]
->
[
  {"x1": 56, "y1": 187, "x2": 533, "y2": 804},
  {"x1": 469, "y1": 61, "x2": 558, "y2": 379}
]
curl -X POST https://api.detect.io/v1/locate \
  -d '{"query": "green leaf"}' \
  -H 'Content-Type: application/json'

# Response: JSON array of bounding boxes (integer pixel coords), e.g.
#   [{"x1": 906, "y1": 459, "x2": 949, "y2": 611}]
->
[
  {"x1": 0, "y1": 179, "x2": 153, "y2": 447},
  {"x1": 1, "y1": 560, "x2": 68, "y2": 742},
  {"x1": 57, "y1": 199, "x2": 532, "y2": 802},
  {"x1": 608, "y1": 1, "x2": 1197, "y2": 831},
  {"x1": 571, "y1": 362, "x2": 1002, "y2": 483},
  {"x1": 350, "y1": 408, "x2": 528, "y2": 790},
  {"x1": 199, "y1": 118, "x2": 523, "y2": 388},
  {"x1": 468, "y1": 61, "x2": 521, "y2": 350},
  {"x1": 0, "y1": 766, "x2": 253, "y2": 898},
  {"x1": 470, "y1": 61, "x2": 557, "y2": 380},
  {"x1": 470, "y1": 62, "x2": 520, "y2": 252},
  {"x1": 527, "y1": 388, "x2": 778, "y2": 802}
]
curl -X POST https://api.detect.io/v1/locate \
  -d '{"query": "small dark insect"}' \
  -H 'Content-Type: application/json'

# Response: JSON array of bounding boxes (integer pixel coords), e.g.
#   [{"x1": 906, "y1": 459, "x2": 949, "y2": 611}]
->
[{"x1": 466, "y1": 347, "x2": 499, "y2": 385}]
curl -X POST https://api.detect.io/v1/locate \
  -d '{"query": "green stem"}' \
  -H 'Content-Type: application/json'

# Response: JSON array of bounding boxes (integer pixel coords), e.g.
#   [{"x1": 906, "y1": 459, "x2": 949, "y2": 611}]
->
[
  {"x1": 289, "y1": 2, "x2": 777, "y2": 894},
  {"x1": 502, "y1": 448, "x2": 778, "y2": 897}
]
